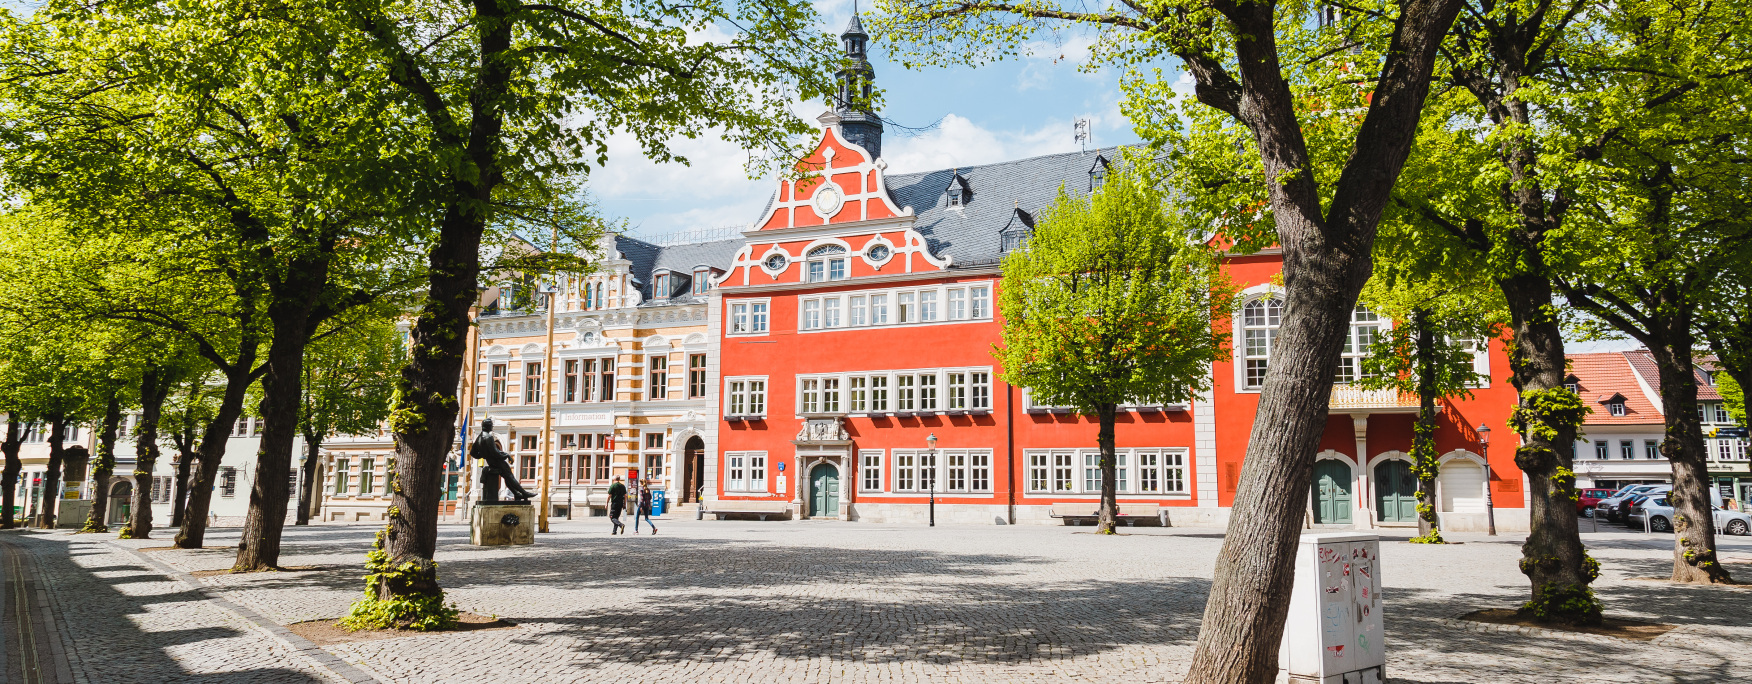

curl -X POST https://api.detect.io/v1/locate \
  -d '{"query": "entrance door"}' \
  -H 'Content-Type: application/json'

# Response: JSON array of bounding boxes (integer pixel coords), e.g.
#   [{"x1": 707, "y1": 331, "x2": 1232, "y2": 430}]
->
[
  {"x1": 681, "y1": 437, "x2": 705, "y2": 503},
  {"x1": 1312, "y1": 460, "x2": 1353, "y2": 524},
  {"x1": 1374, "y1": 460, "x2": 1418, "y2": 523},
  {"x1": 809, "y1": 464, "x2": 840, "y2": 518}
]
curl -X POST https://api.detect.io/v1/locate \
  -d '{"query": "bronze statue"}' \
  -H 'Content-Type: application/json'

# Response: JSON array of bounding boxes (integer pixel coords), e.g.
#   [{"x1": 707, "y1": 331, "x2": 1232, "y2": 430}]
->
[{"x1": 471, "y1": 419, "x2": 535, "y2": 503}]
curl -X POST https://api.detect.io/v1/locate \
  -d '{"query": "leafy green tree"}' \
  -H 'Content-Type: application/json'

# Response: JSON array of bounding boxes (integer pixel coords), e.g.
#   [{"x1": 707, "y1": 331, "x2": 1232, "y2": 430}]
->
[
  {"x1": 296, "y1": 321, "x2": 401, "y2": 526},
  {"x1": 313, "y1": 0, "x2": 844, "y2": 630},
  {"x1": 874, "y1": 0, "x2": 1463, "y2": 674},
  {"x1": 1357, "y1": 259, "x2": 1505, "y2": 543},
  {"x1": 162, "y1": 373, "x2": 223, "y2": 529},
  {"x1": 1719, "y1": 375, "x2": 1745, "y2": 428},
  {"x1": 1545, "y1": 0, "x2": 1752, "y2": 584},
  {"x1": 995, "y1": 160, "x2": 1234, "y2": 535},
  {"x1": 0, "y1": 2, "x2": 433, "y2": 569}
]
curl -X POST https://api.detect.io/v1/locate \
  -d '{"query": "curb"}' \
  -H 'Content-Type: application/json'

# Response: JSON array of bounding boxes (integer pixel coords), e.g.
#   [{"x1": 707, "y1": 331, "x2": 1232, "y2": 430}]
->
[{"x1": 109, "y1": 541, "x2": 385, "y2": 684}]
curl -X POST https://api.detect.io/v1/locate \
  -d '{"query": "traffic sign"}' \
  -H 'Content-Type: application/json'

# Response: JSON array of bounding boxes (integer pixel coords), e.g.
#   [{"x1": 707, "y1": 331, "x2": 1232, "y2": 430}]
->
[{"x1": 1716, "y1": 426, "x2": 1749, "y2": 439}]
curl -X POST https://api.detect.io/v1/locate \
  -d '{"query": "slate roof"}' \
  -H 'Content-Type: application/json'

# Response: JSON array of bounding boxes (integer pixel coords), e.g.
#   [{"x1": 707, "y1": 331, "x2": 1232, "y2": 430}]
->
[
  {"x1": 878, "y1": 146, "x2": 1142, "y2": 268},
  {"x1": 1568, "y1": 352, "x2": 1663, "y2": 425},
  {"x1": 623, "y1": 236, "x2": 744, "y2": 303}
]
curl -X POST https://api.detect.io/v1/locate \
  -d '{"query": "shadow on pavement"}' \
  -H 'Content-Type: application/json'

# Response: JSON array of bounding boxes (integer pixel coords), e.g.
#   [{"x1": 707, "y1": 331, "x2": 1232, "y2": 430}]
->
[{"x1": 3, "y1": 532, "x2": 328, "y2": 683}]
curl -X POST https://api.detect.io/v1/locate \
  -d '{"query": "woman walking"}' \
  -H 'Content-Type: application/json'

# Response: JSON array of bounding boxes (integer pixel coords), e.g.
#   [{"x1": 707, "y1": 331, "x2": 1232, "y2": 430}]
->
[{"x1": 634, "y1": 484, "x2": 658, "y2": 534}]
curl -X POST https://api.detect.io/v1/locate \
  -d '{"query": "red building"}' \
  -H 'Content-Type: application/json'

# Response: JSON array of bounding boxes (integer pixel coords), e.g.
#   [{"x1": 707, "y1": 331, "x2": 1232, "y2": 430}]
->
[{"x1": 705, "y1": 16, "x2": 1529, "y2": 531}]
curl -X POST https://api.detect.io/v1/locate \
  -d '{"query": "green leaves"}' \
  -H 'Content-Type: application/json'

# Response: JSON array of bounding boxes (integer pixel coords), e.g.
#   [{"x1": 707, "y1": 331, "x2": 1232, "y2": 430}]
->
[{"x1": 995, "y1": 155, "x2": 1235, "y2": 412}]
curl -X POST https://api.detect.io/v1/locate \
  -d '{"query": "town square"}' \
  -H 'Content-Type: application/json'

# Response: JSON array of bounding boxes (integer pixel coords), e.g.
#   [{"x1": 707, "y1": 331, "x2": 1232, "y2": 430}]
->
[{"x1": 1, "y1": 0, "x2": 1751, "y2": 682}]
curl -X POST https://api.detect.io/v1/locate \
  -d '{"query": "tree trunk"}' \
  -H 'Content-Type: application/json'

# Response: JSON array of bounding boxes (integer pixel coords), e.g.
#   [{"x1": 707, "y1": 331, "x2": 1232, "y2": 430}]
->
[
  {"x1": 1646, "y1": 331, "x2": 1734, "y2": 583},
  {"x1": 128, "y1": 369, "x2": 172, "y2": 539},
  {"x1": 370, "y1": 1, "x2": 508, "y2": 616},
  {"x1": 170, "y1": 437, "x2": 195, "y2": 528},
  {"x1": 1181, "y1": 0, "x2": 1460, "y2": 678},
  {"x1": 235, "y1": 261, "x2": 324, "y2": 571},
  {"x1": 83, "y1": 392, "x2": 123, "y2": 533},
  {"x1": 40, "y1": 414, "x2": 67, "y2": 529},
  {"x1": 297, "y1": 433, "x2": 323, "y2": 525},
  {"x1": 175, "y1": 372, "x2": 253, "y2": 549},
  {"x1": 1, "y1": 418, "x2": 21, "y2": 528},
  {"x1": 1412, "y1": 309, "x2": 1442, "y2": 541},
  {"x1": 1096, "y1": 402, "x2": 1118, "y2": 534},
  {"x1": 1499, "y1": 273, "x2": 1598, "y2": 623}
]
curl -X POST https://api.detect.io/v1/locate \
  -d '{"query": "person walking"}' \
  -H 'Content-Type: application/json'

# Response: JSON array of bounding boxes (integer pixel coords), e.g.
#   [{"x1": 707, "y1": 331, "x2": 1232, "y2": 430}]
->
[
  {"x1": 634, "y1": 484, "x2": 658, "y2": 534},
  {"x1": 607, "y1": 477, "x2": 627, "y2": 535}
]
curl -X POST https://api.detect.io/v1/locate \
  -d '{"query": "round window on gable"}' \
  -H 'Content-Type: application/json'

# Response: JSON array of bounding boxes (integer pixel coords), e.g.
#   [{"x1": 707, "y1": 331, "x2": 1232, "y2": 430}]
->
[
  {"x1": 763, "y1": 253, "x2": 789, "y2": 271},
  {"x1": 866, "y1": 243, "x2": 891, "y2": 263}
]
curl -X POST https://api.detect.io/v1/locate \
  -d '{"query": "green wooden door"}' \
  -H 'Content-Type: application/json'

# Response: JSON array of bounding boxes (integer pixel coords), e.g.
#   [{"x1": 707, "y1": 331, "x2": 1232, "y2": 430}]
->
[
  {"x1": 810, "y1": 464, "x2": 840, "y2": 517},
  {"x1": 1375, "y1": 460, "x2": 1418, "y2": 523},
  {"x1": 1312, "y1": 460, "x2": 1352, "y2": 524}
]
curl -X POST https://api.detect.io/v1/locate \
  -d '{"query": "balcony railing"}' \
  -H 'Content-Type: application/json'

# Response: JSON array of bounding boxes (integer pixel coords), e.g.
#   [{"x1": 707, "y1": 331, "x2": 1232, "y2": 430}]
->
[{"x1": 1328, "y1": 384, "x2": 1421, "y2": 410}]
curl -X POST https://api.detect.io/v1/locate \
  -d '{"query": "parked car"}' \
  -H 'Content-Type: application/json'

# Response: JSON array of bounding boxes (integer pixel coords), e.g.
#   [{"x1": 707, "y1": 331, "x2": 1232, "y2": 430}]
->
[
  {"x1": 1636, "y1": 496, "x2": 1752, "y2": 535},
  {"x1": 1597, "y1": 484, "x2": 1670, "y2": 523},
  {"x1": 1577, "y1": 488, "x2": 1618, "y2": 516}
]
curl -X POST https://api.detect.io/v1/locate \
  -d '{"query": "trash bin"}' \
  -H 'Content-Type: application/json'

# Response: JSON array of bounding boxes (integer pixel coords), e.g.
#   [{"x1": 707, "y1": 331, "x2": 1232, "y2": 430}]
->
[{"x1": 652, "y1": 490, "x2": 667, "y2": 516}]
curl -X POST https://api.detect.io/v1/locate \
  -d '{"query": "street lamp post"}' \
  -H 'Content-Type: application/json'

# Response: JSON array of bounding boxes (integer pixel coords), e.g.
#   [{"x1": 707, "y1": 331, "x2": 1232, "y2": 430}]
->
[
  {"x1": 927, "y1": 433, "x2": 937, "y2": 527},
  {"x1": 1479, "y1": 422, "x2": 1497, "y2": 536}
]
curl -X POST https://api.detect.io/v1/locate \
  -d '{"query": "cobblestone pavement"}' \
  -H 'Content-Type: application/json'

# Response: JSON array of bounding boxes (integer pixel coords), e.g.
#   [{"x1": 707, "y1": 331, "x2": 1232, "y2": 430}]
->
[{"x1": 5, "y1": 518, "x2": 1751, "y2": 684}]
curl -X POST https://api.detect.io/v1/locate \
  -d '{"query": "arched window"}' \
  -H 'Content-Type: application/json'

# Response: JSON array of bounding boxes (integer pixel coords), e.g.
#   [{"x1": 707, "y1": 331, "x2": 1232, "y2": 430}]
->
[
  {"x1": 807, "y1": 245, "x2": 848, "y2": 283},
  {"x1": 1336, "y1": 307, "x2": 1382, "y2": 383},
  {"x1": 1241, "y1": 297, "x2": 1281, "y2": 389},
  {"x1": 583, "y1": 280, "x2": 594, "y2": 309},
  {"x1": 594, "y1": 282, "x2": 604, "y2": 309}
]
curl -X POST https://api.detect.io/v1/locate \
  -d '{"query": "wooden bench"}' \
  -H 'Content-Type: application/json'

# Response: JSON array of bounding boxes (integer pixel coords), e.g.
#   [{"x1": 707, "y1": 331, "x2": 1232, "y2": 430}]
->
[
  {"x1": 705, "y1": 500, "x2": 793, "y2": 521},
  {"x1": 1049, "y1": 504, "x2": 1170, "y2": 527}
]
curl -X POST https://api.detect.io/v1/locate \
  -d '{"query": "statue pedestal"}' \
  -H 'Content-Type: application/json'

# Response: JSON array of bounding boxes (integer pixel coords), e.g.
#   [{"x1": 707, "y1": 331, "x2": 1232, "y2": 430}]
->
[{"x1": 470, "y1": 503, "x2": 536, "y2": 546}]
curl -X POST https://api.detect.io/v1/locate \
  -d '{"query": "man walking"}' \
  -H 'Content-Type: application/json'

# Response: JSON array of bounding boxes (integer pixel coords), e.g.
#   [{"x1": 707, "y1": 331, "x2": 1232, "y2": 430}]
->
[
  {"x1": 634, "y1": 484, "x2": 658, "y2": 534},
  {"x1": 607, "y1": 476, "x2": 627, "y2": 535}
]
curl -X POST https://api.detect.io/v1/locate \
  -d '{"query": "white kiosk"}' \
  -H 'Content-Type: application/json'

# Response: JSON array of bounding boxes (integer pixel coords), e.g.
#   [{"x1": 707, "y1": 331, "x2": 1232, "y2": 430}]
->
[{"x1": 1279, "y1": 533, "x2": 1384, "y2": 684}]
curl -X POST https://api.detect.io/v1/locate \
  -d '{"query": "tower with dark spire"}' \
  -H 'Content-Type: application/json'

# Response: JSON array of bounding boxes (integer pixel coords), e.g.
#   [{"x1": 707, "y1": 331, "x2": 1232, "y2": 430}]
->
[{"x1": 834, "y1": 9, "x2": 884, "y2": 159}]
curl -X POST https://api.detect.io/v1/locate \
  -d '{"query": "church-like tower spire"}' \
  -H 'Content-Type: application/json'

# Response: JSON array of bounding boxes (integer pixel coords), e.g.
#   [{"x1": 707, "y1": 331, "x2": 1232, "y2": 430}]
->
[{"x1": 834, "y1": 6, "x2": 883, "y2": 159}]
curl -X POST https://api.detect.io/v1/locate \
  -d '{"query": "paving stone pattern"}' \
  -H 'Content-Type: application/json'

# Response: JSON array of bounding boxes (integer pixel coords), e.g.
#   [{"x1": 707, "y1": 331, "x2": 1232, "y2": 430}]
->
[{"x1": 6, "y1": 519, "x2": 1752, "y2": 683}]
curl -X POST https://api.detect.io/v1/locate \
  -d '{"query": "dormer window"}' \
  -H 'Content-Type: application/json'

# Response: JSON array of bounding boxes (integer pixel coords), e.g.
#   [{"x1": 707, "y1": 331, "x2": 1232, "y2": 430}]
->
[
  {"x1": 1608, "y1": 401, "x2": 1626, "y2": 417},
  {"x1": 1089, "y1": 154, "x2": 1110, "y2": 190},
  {"x1": 1000, "y1": 206, "x2": 1034, "y2": 253},
  {"x1": 693, "y1": 266, "x2": 711, "y2": 295},
  {"x1": 653, "y1": 272, "x2": 670, "y2": 300},
  {"x1": 1563, "y1": 374, "x2": 1580, "y2": 394},
  {"x1": 807, "y1": 245, "x2": 848, "y2": 282},
  {"x1": 946, "y1": 172, "x2": 972, "y2": 208}
]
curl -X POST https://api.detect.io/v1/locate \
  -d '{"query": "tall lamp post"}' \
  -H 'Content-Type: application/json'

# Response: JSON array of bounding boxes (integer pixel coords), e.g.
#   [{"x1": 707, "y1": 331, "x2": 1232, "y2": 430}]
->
[
  {"x1": 927, "y1": 433, "x2": 938, "y2": 527},
  {"x1": 1479, "y1": 422, "x2": 1497, "y2": 536}
]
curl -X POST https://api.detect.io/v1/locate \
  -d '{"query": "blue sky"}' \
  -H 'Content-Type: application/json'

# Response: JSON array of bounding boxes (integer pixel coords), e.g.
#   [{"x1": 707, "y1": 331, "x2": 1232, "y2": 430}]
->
[{"x1": 592, "y1": 1, "x2": 1171, "y2": 240}]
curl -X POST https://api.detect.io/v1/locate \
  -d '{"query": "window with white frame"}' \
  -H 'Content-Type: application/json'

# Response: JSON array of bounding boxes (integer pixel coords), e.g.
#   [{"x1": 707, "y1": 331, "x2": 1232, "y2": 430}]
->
[
  {"x1": 748, "y1": 453, "x2": 767, "y2": 491},
  {"x1": 917, "y1": 373, "x2": 938, "y2": 411},
  {"x1": 807, "y1": 245, "x2": 848, "y2": 282},
  {"x1": 1594, "y1": 440, "x2": 1608, "y2": 459},
  {"x1": 971, "y1": 450, "x2": 991, "y2": 491},
  {"x1": 894, "y1": 450, "x2": 916, "y2": 491},
  {"x1": 726, "y1": 378, "x2": 767, "y2": 417},
  {"x1": 861, "y1": 451, "x2": 883, "y2": 491},
  {"x1": 525, "y1": 362, "x2": 543, "y2": 404},
  {"x1": 648, "y1": 356, "x2": 668, "y2": 400},
  {"x1": 1027, "y1": 452, "x2": 1048, "y2": 492},
  {"x1": 1713, "y1": 404, "x2": 1730, "y2": 424},
  {"x1": 971, "y1": 286, "x2": 991, "y2": 318},
  {"x1": 1242, "y1": 297, "x2": 1281, "y2": 389},
  {"x1": 849, "y1": 377, "x2": 868, "y2": 412},
  {"x1": 490, "y1": 363, "x2": 507, "y2": 404},
  {"x1": 821, "y1": 377, "x2": 840, "y2": 413},
  {"x1": 918, "y1": 290, "x2": 938, "y2": 322},
  {"x1": 726, "y1": 453, "x2": 746, "y2": 490},
  {"x1": 598, "y1": 359, "x2": 616, "y2": 401},
  {"x1": 971, "y1": 372, "x2": 991, "y2": 410},
  {"x1": 896, "y1": 375, "x2": 915, "y2": 411},
  {"x1": 1608, "y1": 400, "x2": 1626, "y2": 416},
  {"x1": 1645, "y1": 439, "x2": 1660, "y2": 459},
  {"x1": 800, "y1": 378, "x2": 821, "y2": 413},
  {"x1": 824, "y1": 298, "x2": 841, "y2": 328},
  {"x1": 945, "y1": 450, "x2": 968, "y2": 491},
  {"x1": 870, "y1": 294, "x2": 889, "y2": 325},
  {"x1": 869, "y1": 375, "x2": 889, "y2": 411},
  {"x1": 1336, "y1": 307, "x2": 1381, "y2": 383},
  {"x1": 1053, "y1": 451, "x2": 1074, "y2": 491},
  {"x1": 897, "y1": 291, "x2": 915, "y2": 323},
  {"x1": 802, "y1": 299, "x2": 822, "y2": 330},
  {"x1": 730, "y1": 301, "x2": 770, "y2": 334},
  {"x1": 918, "y1": 449, "x2": 937, "y2": 491},
  {"x1": 653, "y1": 272, "x2": 670, "y2": 299},
  {"x1": 1083, "y1": 452, "x2": 1101, "y2": 492},
  {"x1": 948, "y1": 288, "x2": 967, "y2": 319},
  {"x1": 849, "y1": 295, "x2": 867, "y2": 326}
]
